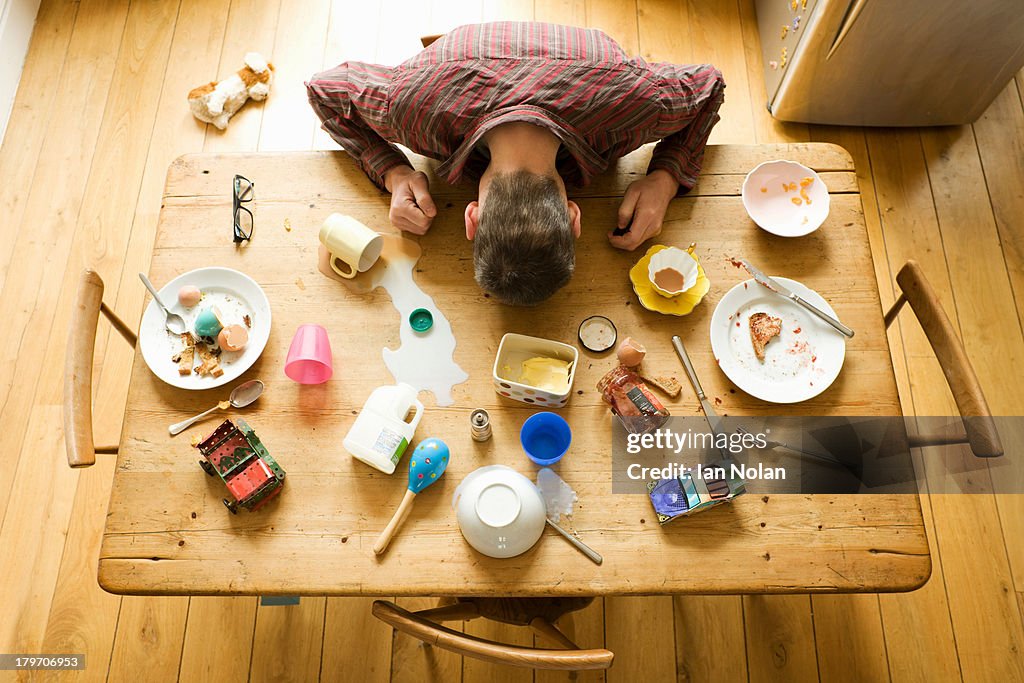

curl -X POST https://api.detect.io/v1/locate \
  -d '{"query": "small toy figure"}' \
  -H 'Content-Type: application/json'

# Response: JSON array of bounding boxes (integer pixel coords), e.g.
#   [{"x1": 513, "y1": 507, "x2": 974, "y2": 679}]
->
[
  {"x1": 195, "y1": 419, "x2": 285, "y2": 513},
  {"x1": 188, "y1": 53, "x2": 273, "y2": 130}
]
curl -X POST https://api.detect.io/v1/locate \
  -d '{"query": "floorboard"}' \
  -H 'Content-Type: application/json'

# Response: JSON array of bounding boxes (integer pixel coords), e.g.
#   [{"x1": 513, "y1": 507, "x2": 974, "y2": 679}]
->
[
  {"x1": 0, "y1": 0, "x2": 79, "y2": 295},
  {"x1": 604, "y1": 597, "x2": 676, "y2": 683},
  {"x1": 742, "y1": 595, "x2": 819, "y2": 683},
  {"x1": 178, "y1": 597, "x2": 258, "y2": 683},
  {"x1": 38, "y1": 456, "x2": 122, "y2": 683},
  {"x1": 320, "y1": 598, "x2": 394, "y2": 683},
  {"x1": 250, "y1": 598, "x2": 327, "y2": 683},
  {"x1": 0, "y1": 0, "x2": 130, "y2": 531},
  {"x1": 673, "y1": 595, "x2": 747, "y2": 683}
]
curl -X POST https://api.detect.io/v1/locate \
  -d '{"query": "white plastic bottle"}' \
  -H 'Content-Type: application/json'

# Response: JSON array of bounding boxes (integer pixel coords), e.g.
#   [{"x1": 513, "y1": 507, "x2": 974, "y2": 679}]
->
[{"x1": 343, "y1": 383, "x2": 424, "y2": 474}]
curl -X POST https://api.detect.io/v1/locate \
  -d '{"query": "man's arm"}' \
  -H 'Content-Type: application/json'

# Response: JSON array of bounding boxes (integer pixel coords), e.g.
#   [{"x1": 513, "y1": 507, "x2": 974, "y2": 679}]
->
[
  {"x1": 307, "y1": 63, "x2": 436, "y2": 232},
  {"x1": 610, "y1": 64, "x2": 725, "y2": 250},
  {"x1": 306, "y1": 63, "x2": 411, "y2": 191},
  {"x1": 647, "y1": 64, "x2": 726, "y2": 191}
]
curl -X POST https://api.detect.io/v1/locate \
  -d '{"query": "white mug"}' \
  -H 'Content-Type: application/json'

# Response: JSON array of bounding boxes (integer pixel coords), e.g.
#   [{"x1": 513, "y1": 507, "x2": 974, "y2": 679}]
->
[{"x1": 318, "y1": 214, "x2": 383, "y2": 279}]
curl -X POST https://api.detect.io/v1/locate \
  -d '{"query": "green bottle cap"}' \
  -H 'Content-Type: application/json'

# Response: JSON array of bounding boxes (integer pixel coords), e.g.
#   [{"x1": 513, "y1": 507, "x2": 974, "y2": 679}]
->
[{"x1": 409, "y1": 308, "x2": 433, "y2": 333}]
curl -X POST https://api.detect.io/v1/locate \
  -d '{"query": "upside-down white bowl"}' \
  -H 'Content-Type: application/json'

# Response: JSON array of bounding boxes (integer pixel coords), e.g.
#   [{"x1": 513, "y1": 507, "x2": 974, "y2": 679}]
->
[{"x1": 452, "y1": 465, "x2": 546, "y2": 559}]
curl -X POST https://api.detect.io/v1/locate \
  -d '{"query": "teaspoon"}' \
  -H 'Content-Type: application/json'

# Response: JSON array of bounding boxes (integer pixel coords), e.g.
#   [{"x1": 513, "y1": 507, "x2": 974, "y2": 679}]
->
[{"x1": 168, "y1": 379, "x2": 265, "y2": 435}]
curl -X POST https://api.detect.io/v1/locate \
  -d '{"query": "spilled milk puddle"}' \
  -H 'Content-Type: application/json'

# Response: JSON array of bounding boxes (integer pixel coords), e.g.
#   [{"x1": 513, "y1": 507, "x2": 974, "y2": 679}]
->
[{"x1": 318, "y1": 234, "x2": 468, "y2": 406}]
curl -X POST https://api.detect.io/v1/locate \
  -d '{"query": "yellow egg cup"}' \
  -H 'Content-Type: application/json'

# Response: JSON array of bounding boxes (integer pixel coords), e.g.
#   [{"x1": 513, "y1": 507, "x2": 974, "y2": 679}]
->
[{"x1": 629, "y1": 244, "x2": 711, "y2": 316}]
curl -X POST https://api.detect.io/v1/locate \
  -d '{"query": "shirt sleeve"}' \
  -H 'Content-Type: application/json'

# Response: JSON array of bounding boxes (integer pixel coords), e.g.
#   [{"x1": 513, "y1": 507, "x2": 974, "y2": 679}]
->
[
  {"x1": 306, "y1": 63, "x2": 411, "y2": 191},
  {"x1": 646, "y1": 64, "x2": 726, "y2": 192}
]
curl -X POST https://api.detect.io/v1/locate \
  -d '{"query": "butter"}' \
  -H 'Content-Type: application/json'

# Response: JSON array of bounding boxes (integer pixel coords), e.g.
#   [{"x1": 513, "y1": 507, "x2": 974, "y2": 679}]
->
[{"x1": 519, "y1": 356, "x2": 571, "y2": 393}]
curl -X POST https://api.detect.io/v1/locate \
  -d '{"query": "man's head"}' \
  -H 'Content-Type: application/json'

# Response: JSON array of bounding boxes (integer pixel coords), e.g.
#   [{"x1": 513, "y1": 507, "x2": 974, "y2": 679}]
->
[{"x1": 465, "y1": 170, "x2": 582, "y2": 306}]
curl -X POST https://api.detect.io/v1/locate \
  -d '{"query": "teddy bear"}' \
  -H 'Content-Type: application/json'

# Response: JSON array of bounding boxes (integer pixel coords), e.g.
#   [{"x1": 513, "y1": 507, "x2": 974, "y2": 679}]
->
[{"x1": 188, "y1": 52, "x2": 273, "y2": 130}]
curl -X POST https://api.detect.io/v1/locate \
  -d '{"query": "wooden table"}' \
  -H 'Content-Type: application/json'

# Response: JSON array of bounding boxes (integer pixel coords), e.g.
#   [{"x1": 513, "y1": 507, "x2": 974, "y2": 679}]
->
[{"x1": 100, "y1": 143, "x2": 930, "y2": 596}]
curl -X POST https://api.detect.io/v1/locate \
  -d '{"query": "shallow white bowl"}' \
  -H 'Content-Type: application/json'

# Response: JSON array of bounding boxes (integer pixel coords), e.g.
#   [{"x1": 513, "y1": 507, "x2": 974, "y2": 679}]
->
[
  {"x1": 741, "y1": 160, "x2": 830, "y2": 237},
  {"x1": 452, "y1": 465, "x2": 546, "y2": 559},
  {"x1": 647, "y1": 246, "x2": 699, "y2": 297}
]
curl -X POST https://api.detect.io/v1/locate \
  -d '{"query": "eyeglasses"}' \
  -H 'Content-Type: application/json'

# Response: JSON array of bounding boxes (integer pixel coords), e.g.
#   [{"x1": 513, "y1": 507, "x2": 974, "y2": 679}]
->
[{"x1": 233, "y1": 174, "x2": 254, "y2": 243}]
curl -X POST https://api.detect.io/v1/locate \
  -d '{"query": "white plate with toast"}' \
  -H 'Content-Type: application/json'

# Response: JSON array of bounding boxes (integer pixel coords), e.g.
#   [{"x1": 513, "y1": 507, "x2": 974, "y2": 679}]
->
[
  {"x1": 139, "y1": 267, "x2": 271, "y2": 390},
  {"x1": 710, "y1": 277, "x2": 845, "y2": 403}
]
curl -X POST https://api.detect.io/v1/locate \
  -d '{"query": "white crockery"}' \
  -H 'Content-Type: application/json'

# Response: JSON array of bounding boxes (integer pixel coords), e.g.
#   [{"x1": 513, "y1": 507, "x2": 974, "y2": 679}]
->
[
  {"x1": 710, "y1": 277, "x2": 845, "y2": 403},
  {"x1": 493, "y1": 333, "x2": 578, "y2": 408},
  {"x1": 741, "y1": 160, "x2": 830, "y2": 237},
  {"x1": 452, "y1": 465, "x2": 546, "y2": 559},
  {"x1": 647, "y1": 246, "x2": 699, "y2": 297},
  {"x1": 139, "y1": 267, "x2": 271, "y2": 390},
  {"x1": 318, "y1": 213, "x2": 383, "y2": 279}
]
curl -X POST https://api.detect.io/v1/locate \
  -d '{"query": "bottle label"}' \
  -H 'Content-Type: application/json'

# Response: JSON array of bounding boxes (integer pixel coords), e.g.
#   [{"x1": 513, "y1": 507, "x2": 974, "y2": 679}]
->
[
  {"x1": 373, "y1": 427, "x2": 409, "y2": 465},
  {"x1": 626, "y1": 386, "x2": 656, "y2": 415}
]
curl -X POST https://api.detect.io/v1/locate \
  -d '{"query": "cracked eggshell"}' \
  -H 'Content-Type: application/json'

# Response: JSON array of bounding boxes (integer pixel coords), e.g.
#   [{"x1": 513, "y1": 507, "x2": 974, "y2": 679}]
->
[
  {"x1": 616, "y1": 337, "x2": 647, "y2": 367},
  {"x1": 217, "y1": 324, "x2": 249, "y2": 352}
]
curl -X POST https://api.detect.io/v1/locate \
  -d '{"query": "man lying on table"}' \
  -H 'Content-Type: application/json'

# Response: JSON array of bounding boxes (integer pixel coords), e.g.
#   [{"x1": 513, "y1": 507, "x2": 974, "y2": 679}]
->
[{"x1": 306, "y1": 21, "x2": 724, "y2": 305}]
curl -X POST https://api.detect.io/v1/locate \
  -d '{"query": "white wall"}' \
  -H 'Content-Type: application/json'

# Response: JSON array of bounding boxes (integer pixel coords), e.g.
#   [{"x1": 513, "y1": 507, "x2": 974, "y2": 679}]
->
[{"x1": 0, "y1": 0, "x2": 43, "y2": 143}]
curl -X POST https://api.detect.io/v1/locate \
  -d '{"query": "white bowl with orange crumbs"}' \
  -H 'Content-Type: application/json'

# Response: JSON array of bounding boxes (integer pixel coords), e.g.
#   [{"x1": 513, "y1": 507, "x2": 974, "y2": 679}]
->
[{"x1": 741, "y1": 160, "x2": 830, "y2": 237}]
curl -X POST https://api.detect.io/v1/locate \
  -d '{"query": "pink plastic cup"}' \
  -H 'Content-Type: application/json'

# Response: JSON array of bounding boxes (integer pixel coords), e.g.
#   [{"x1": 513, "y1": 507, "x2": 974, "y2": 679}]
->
[{"x1": 284, "y1": 324, "x2": 333, "y2": 384}]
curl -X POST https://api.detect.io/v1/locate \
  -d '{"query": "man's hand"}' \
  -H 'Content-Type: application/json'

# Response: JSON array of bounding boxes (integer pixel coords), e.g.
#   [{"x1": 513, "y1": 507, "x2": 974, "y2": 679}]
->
[
  {"x1": 608, "y1": 170, "x2": 679, "y2": 251},
  {"x1": 384, "y1": 166, "x2": 437, "y2": 235}
]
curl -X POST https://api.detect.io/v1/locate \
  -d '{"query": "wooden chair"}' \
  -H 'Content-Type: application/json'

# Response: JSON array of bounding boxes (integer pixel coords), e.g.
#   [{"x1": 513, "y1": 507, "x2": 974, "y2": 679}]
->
[
  {"x1": 372, "y1": 598, "x2": 613, "y2": 670},
  {"x1": 885, "y1": 260, "x2": 1002, "y2": 457},
  {"x1": 64, "y1": 269, "x2": 137, "y2": 468}
]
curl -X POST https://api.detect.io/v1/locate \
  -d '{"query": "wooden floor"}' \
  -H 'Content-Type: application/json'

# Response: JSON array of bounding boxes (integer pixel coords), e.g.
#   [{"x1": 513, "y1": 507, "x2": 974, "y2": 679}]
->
[{"x1": 1, "y1": 0, "x2": 1022, "y2": 680}]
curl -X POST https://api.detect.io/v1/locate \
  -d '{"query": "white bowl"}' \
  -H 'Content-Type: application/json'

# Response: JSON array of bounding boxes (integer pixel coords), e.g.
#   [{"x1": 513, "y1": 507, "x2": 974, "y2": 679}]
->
[
  {"x1": 741, "y1": 160, "x2": 830, "y2": 237},
  {"x1": 647, "y1": 246, "x2": 699, "y2": 297},
  {"x1": 452, "y1": 465, "x2": 546, "y2": 559}
]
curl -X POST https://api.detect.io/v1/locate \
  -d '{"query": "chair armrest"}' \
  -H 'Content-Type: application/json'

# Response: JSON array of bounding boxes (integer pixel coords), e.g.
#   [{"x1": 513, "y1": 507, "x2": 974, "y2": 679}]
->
[
  {"x1": 371, "y1": 600, "x2": 613, "y2": 671},
  {"x1": 894, "y1": 260, "x2": 1002, "y2": 457},
  {"x1": 64, "y1": 270, "x2": 105, "y2": 468}
]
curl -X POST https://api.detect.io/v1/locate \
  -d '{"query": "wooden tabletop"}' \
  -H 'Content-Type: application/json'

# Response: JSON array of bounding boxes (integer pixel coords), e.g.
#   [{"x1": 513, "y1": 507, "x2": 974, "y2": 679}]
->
[{"x1": 99, "y1": 143, "x2": 930, "y2": 596}]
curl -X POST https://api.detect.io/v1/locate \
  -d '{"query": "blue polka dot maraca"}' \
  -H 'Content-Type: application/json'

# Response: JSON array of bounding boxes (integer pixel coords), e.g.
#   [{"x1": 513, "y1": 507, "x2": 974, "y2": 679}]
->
[{"x1": 373, "y1": 438, "x2": 450, "y2": 555}]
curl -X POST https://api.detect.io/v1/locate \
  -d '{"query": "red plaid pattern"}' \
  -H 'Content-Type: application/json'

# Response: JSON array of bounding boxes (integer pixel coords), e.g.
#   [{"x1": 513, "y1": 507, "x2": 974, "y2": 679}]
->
[{"x1": 307, "y1": 22, "x2": 725, "y2": 192}]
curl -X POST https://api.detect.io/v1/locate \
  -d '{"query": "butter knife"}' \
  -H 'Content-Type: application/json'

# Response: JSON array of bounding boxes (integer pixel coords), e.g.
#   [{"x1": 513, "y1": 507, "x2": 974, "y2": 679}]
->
[
  {"x1": 546, "y1": 518, "x2": 603, "y2": 565},
  {"x1": 671, "y1": 335, "x2": 730, "y2": 462},
  {"x1": 740, "y1": 259, "x2": 854, "y2": 338}
]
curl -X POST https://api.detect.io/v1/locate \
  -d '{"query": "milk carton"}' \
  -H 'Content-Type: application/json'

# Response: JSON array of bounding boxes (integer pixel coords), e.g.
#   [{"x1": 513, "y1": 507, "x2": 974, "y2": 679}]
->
[{"x1": 343, "y1": 383, "x2": 424, "y2": 474}]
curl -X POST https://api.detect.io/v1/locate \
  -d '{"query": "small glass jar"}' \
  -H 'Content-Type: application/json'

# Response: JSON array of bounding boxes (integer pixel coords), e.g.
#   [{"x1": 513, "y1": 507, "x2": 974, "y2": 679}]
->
[{"x1": 597, "y1": 365, "x2": 670, "y2": 434}]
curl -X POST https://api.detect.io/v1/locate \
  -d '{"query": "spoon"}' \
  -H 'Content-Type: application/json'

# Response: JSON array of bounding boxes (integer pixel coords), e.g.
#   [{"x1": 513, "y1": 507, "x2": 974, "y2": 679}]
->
[
  {"x1": 168, "y1": 380, "x2": 265, "y2": 435},
  {"x1": 139, "y1": 272, "x2": 187, "y2": 335}
]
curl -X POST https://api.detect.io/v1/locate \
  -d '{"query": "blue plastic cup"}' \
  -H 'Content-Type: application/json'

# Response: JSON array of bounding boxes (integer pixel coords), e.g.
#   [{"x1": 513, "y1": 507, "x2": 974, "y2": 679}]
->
[{"x1": 520, "y1": 412, "x2": 572, "y2": 466}]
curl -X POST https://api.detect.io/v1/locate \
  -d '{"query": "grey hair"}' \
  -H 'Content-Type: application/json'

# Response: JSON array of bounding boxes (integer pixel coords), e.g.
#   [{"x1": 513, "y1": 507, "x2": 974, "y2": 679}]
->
[{"x1": 473, "y1": 171, "x2": 575, "y2": 306}]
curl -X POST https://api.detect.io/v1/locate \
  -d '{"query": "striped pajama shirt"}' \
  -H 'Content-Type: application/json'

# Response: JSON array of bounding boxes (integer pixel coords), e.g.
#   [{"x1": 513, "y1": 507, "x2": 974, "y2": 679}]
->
[{"x1": 306, "y1": 21, "x2": 725, "y2": 193}]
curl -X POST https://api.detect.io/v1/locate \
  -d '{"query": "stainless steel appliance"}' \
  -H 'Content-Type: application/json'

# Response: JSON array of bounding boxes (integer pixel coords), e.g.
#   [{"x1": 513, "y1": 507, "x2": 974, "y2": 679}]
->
[{"x1": 756, "y1": 0, "x2": 1024, "y2": 126}]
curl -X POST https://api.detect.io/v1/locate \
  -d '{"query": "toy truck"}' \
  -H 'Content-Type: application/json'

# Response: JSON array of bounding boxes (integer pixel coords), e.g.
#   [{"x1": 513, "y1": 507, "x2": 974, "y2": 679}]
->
[{"x1": 195, "y1": 418, "x2": 285, "y2": 513}]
